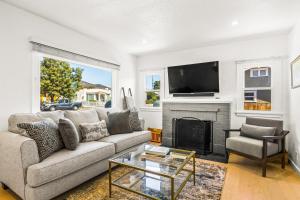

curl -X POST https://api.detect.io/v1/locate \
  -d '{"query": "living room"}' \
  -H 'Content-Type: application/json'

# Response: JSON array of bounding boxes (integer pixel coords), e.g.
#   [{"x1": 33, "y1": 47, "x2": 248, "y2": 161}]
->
[{"x1": 1, "y1": 0, "x2": 300, "y2": 200}]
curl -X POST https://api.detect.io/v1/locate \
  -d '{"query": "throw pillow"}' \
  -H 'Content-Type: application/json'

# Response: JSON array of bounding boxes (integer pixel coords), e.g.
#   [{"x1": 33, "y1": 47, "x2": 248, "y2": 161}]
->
[
  {"x1": 129, "y1": 111, "x2": 142, "y2": 131},
  {"x1": 240, "y1": 123, "x2": 276, "y2": 140},
  {"x1": 79, "y1": 121, "x2": 109, "y2": 142},
  {"x1": 64, "y1": 110, "x2": 100, "y2": 142},
  {"x1": 58, "y1": 118, "x2": 80, "y2": 150},
  {"x1": 17, "y1": 118, "x2": 64, "y2": 161},
  {"x1": 107, "y1": 110, "x2": 133, "y2": 135}
]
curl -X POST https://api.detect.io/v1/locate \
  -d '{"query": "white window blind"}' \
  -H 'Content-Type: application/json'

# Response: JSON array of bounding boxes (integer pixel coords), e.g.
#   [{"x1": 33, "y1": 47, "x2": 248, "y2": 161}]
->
[{"x1": 30, "y1": 41, "x2": 120, "y2": 70}]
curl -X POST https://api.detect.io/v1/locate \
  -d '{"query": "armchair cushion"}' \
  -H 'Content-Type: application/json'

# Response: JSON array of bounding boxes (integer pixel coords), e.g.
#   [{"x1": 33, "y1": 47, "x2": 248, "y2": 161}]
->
[
  {"x1": 246, "y1": 117, "x2": 283, "y2": 136},
  {"x1": 226, "y1": 136, "x2": 279, "y2": 159},
  {"x1": 240, "y1": 124, "x2": 276, "y2": 140}
]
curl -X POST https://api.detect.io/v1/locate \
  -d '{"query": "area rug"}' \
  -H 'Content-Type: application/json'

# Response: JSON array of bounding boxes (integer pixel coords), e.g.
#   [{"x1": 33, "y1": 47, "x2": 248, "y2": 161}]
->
[{"x1": 57, "y1": 159, "x2": 226, "y2": 200}]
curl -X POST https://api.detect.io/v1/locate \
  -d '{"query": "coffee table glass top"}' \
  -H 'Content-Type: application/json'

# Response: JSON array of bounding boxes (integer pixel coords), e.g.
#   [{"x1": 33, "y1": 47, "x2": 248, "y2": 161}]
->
[{"x1": 110, "y1": 144, "x2": 195, "y2": 177}]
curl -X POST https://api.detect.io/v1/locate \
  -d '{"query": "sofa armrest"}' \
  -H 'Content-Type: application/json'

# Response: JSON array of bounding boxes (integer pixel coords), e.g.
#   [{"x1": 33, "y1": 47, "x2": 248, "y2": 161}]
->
[
  {"x1": 0, "y1": 131, "x2": 39, "y2": 199},
  {"x1": 139, "y1": 118, "x2": 145, "y2": 130}
]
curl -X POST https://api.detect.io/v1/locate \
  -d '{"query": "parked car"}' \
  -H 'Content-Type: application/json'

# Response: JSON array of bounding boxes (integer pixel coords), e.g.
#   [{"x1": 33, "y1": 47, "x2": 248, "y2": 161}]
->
[{"x1": 41, "y1": 99, "x2": 82, "y2": 111}]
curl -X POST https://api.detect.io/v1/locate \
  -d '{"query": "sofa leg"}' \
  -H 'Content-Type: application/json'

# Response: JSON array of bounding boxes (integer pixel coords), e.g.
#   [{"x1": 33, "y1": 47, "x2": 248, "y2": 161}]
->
[
  {"x1": 1, "y1": 183, "x2": 8, "y2": 190},
  {"x1": 281, "y1": 153, "x2": 286, "y2": 169},
  {"x1": 262, "y1": 160, "x2": 267, "y2": 177}
]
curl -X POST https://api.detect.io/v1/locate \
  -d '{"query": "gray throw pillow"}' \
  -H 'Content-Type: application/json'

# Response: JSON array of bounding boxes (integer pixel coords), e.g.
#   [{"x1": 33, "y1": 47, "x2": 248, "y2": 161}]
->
[
  {"x1": 129, "y1": 111, "x2": 142, "y2": 131},
  {"x1": 79, "y1": 121, "x2": 109, "y2": 142},
  {"x1": 240, "y1": 123, "x2": 276, "y2": 140},
  {"x1": 58, "y1": 118, "x2": 79, "y2": 150},
  {"x1": 107, "y1": 110, "x2": 133, "y2": 135},
  {"x1": 17, "y1": 118, "x2": 64, "y2": 161}
]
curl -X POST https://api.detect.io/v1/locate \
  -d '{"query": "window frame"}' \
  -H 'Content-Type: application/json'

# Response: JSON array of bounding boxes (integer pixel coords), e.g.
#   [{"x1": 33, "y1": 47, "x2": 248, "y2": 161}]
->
[
  {"x1": 32, "y1": 52, "x2": 118, "y2": 112},
  {"x1": 236, "y1": 58, "x2": 284, "y2": 117}
]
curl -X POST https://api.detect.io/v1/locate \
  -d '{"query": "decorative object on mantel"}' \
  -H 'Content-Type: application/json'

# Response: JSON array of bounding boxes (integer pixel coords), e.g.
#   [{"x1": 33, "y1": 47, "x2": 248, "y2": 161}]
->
[
  {"x1": 148, "y1": 127, "x2": 162, "y2": 143},
  {"x1": 291, "y1": 55, "x2": 300, "y2": 89},
  {"x1": 55, "y1": 159, "x2": 226, "y2": 200}
]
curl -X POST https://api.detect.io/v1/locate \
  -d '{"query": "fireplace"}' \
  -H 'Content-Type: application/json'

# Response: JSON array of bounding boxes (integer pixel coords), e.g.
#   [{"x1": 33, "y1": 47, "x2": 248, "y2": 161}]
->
[{"x1": 172, "y1": 117, "x2": 213, "y2": 155}]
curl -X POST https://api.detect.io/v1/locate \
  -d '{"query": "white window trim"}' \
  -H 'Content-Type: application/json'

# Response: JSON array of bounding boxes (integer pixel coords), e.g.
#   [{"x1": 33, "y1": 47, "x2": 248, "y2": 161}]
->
[
  {"x1": 138, "y1": 70, "x2": 164, "y2": 109},
  {"x1": 32, "y1": 52, "x2": 118, "y2": 112}
]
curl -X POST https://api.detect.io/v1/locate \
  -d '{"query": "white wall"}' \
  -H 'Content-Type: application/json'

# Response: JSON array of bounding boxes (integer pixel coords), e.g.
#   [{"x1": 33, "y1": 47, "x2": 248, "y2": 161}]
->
[
  {"x1": 136, "y1": 34, "x2": 289, "y2": 129},
  {"x1": 0, "y1": 2, "x2": 136, "y2": 131},
  {"x1": 287, "y1": 21, "x2": 300, "y2": 170}
]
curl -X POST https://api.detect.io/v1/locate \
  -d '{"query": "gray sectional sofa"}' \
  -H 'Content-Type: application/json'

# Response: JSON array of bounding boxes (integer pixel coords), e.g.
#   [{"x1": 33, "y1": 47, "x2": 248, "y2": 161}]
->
[{"x1": 0, "y1": 109, "x2": 151, "y2": 200}]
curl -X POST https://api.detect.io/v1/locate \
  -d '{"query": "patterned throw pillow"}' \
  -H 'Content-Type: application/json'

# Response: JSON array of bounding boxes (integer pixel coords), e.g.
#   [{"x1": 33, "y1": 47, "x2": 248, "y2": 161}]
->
[
  {"x1": 79, "y1": 120, "x2": 109, "y2": 142},
  {"x1": 129, "y1": 111, "x2": 142, "y2": 131},
  {"x1": 17, "y1": 118, "x2": 64, "y2": 161}
]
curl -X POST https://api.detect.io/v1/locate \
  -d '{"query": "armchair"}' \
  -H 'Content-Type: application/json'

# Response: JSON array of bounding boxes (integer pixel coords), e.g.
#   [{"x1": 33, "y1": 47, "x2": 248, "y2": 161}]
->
[{"x1": 224, "y1": 117, "x2": 289, "y2": 177}]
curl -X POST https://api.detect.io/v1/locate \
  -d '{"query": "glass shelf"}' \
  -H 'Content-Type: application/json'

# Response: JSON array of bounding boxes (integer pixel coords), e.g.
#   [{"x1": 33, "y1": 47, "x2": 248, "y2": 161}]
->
[{"x1": 112, "y1": 169, "x2": 192, "y2": 200}]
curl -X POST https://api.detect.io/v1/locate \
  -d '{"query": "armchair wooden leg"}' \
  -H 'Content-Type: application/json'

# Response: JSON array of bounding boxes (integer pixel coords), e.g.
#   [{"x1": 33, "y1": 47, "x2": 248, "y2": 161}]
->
[
  {"x1": 262, "y1": 159, "x2": 267, "y2": 177},
  {"x1": 1, "y1": 183, "x2": 8, "y2": 190},
  {"x1": 281, "y1": 153, "x2": 286, "y2": 169}
]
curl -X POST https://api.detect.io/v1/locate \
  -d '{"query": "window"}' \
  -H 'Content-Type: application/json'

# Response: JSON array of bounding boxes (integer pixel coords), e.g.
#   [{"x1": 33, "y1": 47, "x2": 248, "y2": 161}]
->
[
  {"x1": 244, "y1": 91, "x2": 257, "y2": 102},
  {"x1": 145, "y1": 74, "x2": 160, "y2": 107},
  {"x1": 243, "y1": 67, "x2": 271, "y2": 111},
  {"x1": 40, "y1": 57, "x2": 113, "y2": 112},
  {"x1": 250, "y1": 68, "x2": 269, "y2": 77}
]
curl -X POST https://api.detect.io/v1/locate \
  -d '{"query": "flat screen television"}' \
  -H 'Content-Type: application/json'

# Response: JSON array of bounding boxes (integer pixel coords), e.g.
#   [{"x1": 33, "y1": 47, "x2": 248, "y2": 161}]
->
[{"x1": 168, "y1": 61, "x2": 219, "y2": 94}]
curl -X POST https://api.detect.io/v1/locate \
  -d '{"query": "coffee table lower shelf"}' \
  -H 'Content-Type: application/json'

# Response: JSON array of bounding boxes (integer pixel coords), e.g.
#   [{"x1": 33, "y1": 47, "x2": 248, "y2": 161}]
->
[{"x1": 110, "y1": 169, "x2": 193, "y2": 200}]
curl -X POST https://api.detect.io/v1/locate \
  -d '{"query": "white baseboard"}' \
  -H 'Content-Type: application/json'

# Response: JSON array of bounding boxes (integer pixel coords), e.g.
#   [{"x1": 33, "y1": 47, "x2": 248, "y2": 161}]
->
[{"x1": 288, "y1": 158, "x2": 300, "y2": 176}]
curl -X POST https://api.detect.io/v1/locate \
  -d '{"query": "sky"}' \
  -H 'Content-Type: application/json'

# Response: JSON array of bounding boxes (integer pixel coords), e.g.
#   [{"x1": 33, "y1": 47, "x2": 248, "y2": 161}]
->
[
  {"x1": 71, "y1": 63, "x2": 112, "y2": 87},
  {"x1": 146, "y1": 74, "x2": 160, "y2": 90}
]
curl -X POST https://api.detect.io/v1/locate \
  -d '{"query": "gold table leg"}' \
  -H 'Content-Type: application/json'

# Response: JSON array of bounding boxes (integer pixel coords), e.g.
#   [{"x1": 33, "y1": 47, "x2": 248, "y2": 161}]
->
[
  {"x1": 193, "y1": 154, "x2": 196, "y2": 186},
  {"x1": 171, "y1": 177, "x2": 175, "y2": 200},
  {"x1": 109, "y1": 161, "x2": 112, "y2": 197}
]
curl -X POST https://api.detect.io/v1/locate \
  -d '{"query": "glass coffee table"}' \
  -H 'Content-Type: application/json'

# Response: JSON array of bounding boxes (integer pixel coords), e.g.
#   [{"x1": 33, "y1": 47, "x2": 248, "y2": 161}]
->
[{"x1": 109, "y1": 144, "x2": 196, "y2": 200}]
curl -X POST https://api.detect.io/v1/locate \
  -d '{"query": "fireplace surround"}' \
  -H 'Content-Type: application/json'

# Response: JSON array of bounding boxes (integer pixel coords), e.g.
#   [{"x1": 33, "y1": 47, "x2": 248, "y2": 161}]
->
[{"x1": 162, "y1": 99, "x2": 231, "y2": 158}]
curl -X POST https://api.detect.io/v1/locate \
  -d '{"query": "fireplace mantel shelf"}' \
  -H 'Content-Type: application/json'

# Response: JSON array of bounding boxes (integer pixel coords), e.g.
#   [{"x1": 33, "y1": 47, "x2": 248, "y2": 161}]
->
[
  {"x1": 170, "y1": 108, "x2": 220, "y2": 112},
  {"x1": 162, "y1": 98, "x2": 232, "y2": 104}
]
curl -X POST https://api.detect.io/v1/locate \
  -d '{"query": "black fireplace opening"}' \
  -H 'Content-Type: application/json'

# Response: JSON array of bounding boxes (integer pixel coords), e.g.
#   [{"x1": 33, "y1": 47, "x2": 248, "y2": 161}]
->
[{"x1": 172, "y1": 117, "x2": 213, "y2": 155}]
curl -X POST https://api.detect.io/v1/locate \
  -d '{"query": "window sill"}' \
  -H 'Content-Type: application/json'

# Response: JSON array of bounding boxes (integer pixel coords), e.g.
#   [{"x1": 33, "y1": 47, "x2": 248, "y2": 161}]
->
[
  {"x1": 235, "y1": 111, "x2": 283, "y2": 118},
  {"x1": 139, "y1": 107, "x2": 162, "y2": 112}
]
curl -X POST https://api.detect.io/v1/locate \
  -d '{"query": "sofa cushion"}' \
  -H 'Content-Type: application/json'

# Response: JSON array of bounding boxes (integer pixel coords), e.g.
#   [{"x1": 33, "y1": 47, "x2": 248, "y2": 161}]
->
[
  {"x1": 64, "y1": 110, "x2": 100, "y2": 141},
  {"x1": 37, "y1": 111, "x2": 65, "y2": 124},
  {"x1": 27, "y1": 141, "x2": 115, "y2": 187},
  {"x1": 226, "y1": 136, "x2": 279, "y2": 159},
  {"x1": 8, "y1": 113, "x2": 42, "y2": 136},
  {"x1": 240, "y1": 123, "x2": 276, "y2": 140},
  {"x1": 99, "y1": 131, "x2": 151, "y2": 153}
]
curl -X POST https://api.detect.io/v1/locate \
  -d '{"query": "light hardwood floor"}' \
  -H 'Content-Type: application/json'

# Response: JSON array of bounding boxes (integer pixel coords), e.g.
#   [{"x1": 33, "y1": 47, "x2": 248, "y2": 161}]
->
[{"x1": 1, "y1": 154, "x2": 300, "y2": 200}]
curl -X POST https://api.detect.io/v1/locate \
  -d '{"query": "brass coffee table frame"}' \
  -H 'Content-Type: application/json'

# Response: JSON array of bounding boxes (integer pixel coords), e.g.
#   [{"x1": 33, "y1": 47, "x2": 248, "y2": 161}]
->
[{"x1": 109, "y1": 148, "x2": 196, "y2": 200}]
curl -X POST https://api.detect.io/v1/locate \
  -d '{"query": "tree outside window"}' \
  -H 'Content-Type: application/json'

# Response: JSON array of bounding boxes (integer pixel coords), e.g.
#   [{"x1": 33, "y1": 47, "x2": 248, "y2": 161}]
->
[
  {"x1": 145, "y1": 74, "x2": 160, "y2": 107},
  {"x1": 40, "y1": 57, "x2": 112, "y2": 111}
]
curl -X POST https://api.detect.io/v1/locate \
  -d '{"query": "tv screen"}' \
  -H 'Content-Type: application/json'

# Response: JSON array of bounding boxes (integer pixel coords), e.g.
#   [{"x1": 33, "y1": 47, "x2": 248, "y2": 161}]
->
[{"x1": 168, "y1": 61, "x2": 219, "y2": 94}]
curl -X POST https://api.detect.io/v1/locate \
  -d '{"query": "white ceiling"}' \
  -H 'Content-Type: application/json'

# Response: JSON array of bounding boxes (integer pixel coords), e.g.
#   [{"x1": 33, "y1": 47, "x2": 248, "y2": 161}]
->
[{"x1": 4, "y1": 0, "x2": 300, "y2": 55}]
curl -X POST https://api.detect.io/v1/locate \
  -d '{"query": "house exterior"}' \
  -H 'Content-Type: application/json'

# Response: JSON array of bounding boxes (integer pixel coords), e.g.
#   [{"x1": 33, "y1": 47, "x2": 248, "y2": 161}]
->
[
  {"x1": 244, "y1": 67, "x2": 272, "y2": 111},
  {"x1": 76, "y1": 81, "x2": 111, "y2": 108}
]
